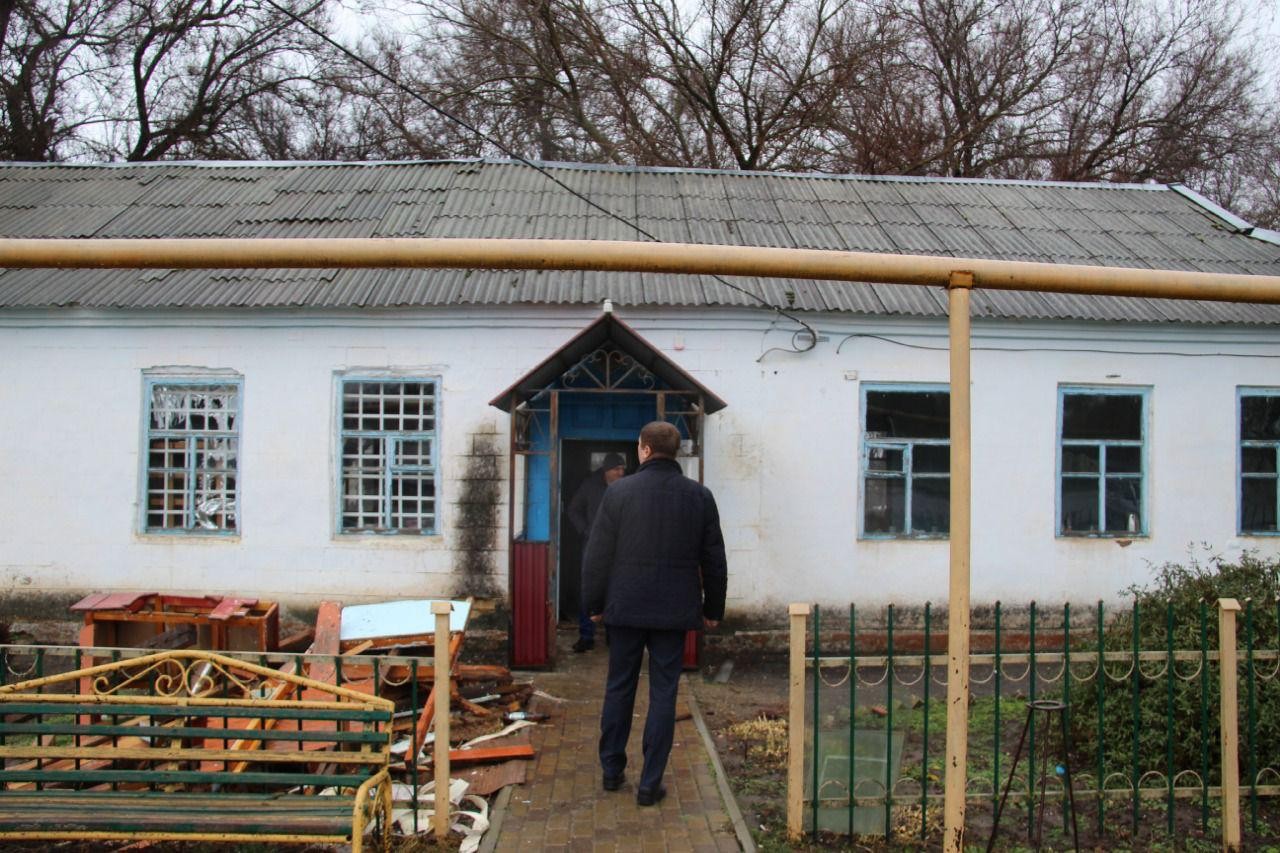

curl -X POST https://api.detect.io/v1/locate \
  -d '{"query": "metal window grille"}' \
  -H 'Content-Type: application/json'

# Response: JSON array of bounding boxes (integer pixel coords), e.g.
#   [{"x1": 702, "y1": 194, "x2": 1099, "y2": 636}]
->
[
  {"x1": 1240, "y1": 389, "x2": 1280, "y2": 534},
  {"x1": 144, "y1": 382, "x2": 239, "y2": 533},
  {"x1": 340, "y1": 380, "x2": 437, "y2": 533},
  {"x1": 861, "y1": 386, "x2": 950, "y2": 537},
  {"x1": 1058, "y1": 388, "x2": 1146, "y2": 535}
]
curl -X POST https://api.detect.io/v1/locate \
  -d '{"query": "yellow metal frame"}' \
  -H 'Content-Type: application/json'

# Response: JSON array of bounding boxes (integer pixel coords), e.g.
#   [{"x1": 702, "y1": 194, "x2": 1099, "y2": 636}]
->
[{"x1": 0, "y1": 648, "x2": 394, "y2": 709}]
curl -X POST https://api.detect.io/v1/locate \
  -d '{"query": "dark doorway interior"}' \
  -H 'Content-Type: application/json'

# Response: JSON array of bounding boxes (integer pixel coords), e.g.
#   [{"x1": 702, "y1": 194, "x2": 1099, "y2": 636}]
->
[{"x1": 558, "y1": 439, "x2": 639, "y2": 622}]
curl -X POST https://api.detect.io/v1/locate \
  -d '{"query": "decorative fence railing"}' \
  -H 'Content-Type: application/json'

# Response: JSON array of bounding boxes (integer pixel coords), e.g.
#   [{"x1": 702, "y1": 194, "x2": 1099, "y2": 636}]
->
[
  {"x1": 786, "y1": 599, "x2": 1278, "y2": 848},
  {"x1": 0, "y1": 643, "x2": 440, "y2": 835}
]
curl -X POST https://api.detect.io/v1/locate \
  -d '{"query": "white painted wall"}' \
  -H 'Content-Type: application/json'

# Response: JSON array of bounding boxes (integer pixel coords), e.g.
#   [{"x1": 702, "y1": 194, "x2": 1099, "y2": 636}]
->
[{"x1": 1, "y1": 304, "x2": 1277, "y2": 613}]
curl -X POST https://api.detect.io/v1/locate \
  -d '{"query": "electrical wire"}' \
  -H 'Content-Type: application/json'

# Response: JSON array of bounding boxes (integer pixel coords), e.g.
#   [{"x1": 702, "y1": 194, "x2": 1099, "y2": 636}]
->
[
  {"x1": 265, "y1": 0, "x2": 818, "y2": 354},
  {"x1": 835, "y1": 331, "x2": 1280, "y2": 358}
]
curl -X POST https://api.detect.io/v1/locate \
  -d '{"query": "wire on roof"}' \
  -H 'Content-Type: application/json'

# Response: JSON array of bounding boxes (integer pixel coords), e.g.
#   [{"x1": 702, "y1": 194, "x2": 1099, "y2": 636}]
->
[{"x1": 263, "y1": 0, "x2": 817, "y2": 354}]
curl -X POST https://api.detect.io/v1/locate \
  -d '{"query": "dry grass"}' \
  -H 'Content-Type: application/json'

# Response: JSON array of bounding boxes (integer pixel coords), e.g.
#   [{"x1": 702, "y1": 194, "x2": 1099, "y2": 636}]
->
[{"x1": 726, "y1": 716, "x2": 788, "y2": 771}]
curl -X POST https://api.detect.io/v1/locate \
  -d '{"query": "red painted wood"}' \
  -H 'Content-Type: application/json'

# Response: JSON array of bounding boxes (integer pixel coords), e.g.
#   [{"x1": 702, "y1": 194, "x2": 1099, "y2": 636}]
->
[
  {"x1": 683, "y1": 628, "x2": 700, "y2": 671},
  {"x1": 512, "y1": 541, "x2": 550, "y2": 667}
]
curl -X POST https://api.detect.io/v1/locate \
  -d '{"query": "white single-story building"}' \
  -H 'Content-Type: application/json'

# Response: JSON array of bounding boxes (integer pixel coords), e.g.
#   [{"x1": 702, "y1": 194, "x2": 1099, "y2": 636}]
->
[{"x1": 1, "y1": 159, "x2": 1278, "y2": 663}]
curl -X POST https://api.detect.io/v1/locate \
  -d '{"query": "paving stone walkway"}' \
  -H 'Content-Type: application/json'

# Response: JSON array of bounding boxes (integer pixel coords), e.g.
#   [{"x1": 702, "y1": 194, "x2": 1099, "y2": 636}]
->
[{"x1": 490, "y1": 630, "x2": 742, "y2": 852}]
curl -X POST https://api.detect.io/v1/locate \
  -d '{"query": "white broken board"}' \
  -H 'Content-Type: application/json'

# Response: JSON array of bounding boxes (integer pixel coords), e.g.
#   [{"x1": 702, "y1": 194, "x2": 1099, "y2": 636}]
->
[{"x1": 339, "y1": 599, "x2": 472, "y2": 642}]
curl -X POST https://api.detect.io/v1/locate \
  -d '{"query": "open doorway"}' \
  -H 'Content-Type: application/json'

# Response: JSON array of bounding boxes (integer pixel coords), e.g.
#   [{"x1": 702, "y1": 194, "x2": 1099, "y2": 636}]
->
[{"x1": 558, "y1": 439, "x2": 638, "y2": 623}]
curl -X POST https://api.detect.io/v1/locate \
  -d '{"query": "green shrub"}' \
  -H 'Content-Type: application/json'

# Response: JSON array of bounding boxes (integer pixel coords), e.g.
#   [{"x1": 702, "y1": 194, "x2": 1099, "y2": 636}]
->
[{"x1": 1069, "y1": 548, "x2": 1280, "y2": 787}]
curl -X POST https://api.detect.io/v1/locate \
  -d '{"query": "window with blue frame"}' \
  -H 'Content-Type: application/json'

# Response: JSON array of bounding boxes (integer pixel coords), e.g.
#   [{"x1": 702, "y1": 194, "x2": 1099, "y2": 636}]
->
[
  {"x1": 143, "y1": 378, "x2": 240, "y2": 533},
  {"x1": 861, "y1": 385, "x2": 949, "y2": 537},
  {"x1": 1240, "y1": 389, "x2": 1280, "y2": 534},
  {"x1": 1058, "y1": 386, "x2": 1148, "y2": 536},
  {"x1": 339, "y1": 378, "x2": 438, "y2": 534}
]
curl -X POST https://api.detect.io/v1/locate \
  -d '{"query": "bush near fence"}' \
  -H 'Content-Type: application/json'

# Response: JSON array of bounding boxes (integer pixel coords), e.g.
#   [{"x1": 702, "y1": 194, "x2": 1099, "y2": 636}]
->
[
  {"x1": 1069, "y1": 549, "x2": 1280, "y2": 830},
  {"x1": 796, "y1": 550, "x2": 1280, "y2": 846}
]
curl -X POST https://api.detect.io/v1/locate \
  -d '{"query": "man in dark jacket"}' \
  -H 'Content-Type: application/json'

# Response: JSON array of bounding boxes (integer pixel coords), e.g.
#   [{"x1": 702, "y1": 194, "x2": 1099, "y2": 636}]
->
[
  {"x1": 582, "y1": 421, "x2": 728, "y2": 806},
  {"x1": 567, "y1": 452, "x2": 627, "y2": 652}
]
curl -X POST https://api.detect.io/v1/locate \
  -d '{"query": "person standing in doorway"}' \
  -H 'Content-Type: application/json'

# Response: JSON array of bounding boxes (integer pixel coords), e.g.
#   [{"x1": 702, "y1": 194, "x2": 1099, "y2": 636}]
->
[
  {"x1": 567, "y1": 452, "x2": 627, "y2": 652},
  {"x1": 582, "y1": 421, "x2": 728, "y2": 806}
]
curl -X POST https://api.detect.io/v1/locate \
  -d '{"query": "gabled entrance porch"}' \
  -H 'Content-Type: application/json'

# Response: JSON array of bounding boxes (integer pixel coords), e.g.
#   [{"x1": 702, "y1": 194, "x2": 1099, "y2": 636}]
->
[{"x1": 489, "y1": 311, "x2": 727, "y2": 668}]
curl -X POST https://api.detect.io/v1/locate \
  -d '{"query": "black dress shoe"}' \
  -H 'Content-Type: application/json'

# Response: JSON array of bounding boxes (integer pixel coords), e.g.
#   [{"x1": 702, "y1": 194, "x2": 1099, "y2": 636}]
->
[
  {"x1": 572, "y1": 637, "x2": 594, "y2": 653},
  {"x1": 636, "y1": 786, "x2": 666, "y2": 806},
  {"x1": 602, "y1": 773, "x2": 624, "y2": 791}
]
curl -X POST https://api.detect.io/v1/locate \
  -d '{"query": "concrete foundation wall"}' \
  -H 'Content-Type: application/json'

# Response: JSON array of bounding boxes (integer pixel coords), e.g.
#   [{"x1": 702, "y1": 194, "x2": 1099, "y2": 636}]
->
[{"x1": 1, "y1": 304, "x2": 1277, "y2": 614}]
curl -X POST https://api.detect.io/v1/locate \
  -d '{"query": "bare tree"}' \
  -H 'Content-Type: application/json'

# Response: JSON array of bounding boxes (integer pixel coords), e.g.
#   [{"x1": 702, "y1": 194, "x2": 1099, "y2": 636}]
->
[
  {"x1": 0, "y1": 0, "x2": 118, "y2": 160},
  {"x1": 106, "y1": 0, "x2": 328, "y2": 160},
  {"x1": 402, "y1": 0, "x2": 877, "y2": 169},
  {"x1": 1047, "y1": 0, "x2": 1267, "y2": 183}
]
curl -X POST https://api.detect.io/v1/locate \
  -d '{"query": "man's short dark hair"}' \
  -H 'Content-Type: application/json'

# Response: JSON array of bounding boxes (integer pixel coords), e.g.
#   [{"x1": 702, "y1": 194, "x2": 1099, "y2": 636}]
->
[{"x1": 639, "y1": 421, "x2": 681, "y2": 458}]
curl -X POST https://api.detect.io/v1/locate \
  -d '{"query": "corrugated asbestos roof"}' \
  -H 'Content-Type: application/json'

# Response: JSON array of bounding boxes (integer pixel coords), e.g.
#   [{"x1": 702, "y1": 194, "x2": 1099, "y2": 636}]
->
[{"x1": 2, "y1": 159, "x2": 1279, "y2": 324}]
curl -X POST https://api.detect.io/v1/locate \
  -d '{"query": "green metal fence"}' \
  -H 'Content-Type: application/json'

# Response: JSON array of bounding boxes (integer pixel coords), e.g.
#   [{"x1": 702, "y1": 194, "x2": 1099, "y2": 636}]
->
[
  {"x1": 0, "y1": 643, "x2": 439, "y2": 834},
  {"x1": 793, "y1": 599, "x2": 1279, "y2": 845}
]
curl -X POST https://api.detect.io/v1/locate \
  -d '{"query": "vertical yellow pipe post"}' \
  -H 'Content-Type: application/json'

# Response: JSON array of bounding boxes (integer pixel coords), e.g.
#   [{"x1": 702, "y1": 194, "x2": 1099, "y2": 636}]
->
[
  {"x1": 943, "y1": 272, "x2": 974, "y2": 852},
  {"x1": 1218, "y1": 598, "x2": 1242, "y2": 851},
  {"x1": 786, "y1": 602, "x2": 811, "y2": 840},
  {"x1": 432, "y1": 600, "x2": 454, "y2": 840}
]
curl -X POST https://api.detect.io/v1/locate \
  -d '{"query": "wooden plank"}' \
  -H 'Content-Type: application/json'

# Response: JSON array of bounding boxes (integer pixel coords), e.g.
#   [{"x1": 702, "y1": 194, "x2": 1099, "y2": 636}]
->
[
  {"x1": 446, "y1": 744, "x2": 535, "y2": 765},
  {"x1": 786, "y1": 603, "x2": 810, "y2": 841},
  {"x1": 278, "y1": 627, "x2": 315, "y2": 652},
  {"x1": 0, "y1": 721, "x2": 385, "y2": 744},
  {"x1": 0, "y1": 702, "x2": 385, "y2": 721},
  {"x1": 70, "y1": 592, "x2": 155, "y2": 612},
  {"x1": 1219, "y1": 598, "x2": 1242, "y2": 852},
  {"x1": 0, "y1": 745, "x2": 387, "y2": 765},
  {"x1": 408, "y1": 631, "x2": 464, "y2": 768},
  {"x1": 208, "y1": 597, "x2": 257, "y2": 621},
  {"x1": 0, "y1": 769, "x2": 373, "y2": 787}
]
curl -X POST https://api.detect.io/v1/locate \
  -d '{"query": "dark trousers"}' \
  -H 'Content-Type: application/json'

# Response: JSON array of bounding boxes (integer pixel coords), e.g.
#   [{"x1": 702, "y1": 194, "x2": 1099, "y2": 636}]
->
[
  {"x1": 577, "y1": 601, "x2": 596, "y2": 642},
  {"x1": 598, "y1": 625, "x2": 686, "y2": 793}
]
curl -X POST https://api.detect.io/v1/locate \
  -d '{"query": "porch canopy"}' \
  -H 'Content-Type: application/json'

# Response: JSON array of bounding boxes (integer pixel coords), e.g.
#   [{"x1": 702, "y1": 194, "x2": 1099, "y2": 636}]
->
[{"x1": 488, "y1": 312, "x2": 727, "y2": 414}]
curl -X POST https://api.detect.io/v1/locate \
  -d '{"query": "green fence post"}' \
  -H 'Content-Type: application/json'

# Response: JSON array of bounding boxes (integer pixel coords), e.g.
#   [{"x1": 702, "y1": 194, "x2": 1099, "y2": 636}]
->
[
  {"x1": 922, "y1": 601, "x2": 931, "y2": 842},
  {"x1": 812, "y1": 603, "x2": 821, "y2": 840},
  {"x1": 1064, "y1": 602, "x2": 1072, "y2": 836},
  {"x1": 1028, "y1": 600, "x2": 1037, "y2": 833},
  {"x1": 885, "y1": 603, "x2": 895, "y2": 840},
  {"x1": 993, "y1": 601, "x2": 1002, "y2": 820},
  {"x1": 1200, "y1": 599, "x2": 1209, "y2": 834},
  {"x1": 1131, "y1": 600, "x2": 1140, "y2": 835},
  {"x1": 1246, "y1": 598, "x2": 1257, "y2": 834},
  {"x1": 1096, "y1": 600, "x2": 1105, "y2": 837},
  {"x1": 1166, "y1": 601, "x2": 1174, "y2": 835},
  {"x1": 849, "y1": 603, "x2": 856, "y2": 837}
]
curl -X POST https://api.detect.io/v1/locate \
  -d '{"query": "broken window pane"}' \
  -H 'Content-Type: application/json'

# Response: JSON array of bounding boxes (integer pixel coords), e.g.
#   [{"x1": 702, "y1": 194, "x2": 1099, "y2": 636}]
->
[
  {"x1": 1061, "y1": 477, "x2": 1099, "y2": 532},
  {"x1": 1062, "y1": 393, "x2": 1142, "y2": 441},
  {"x1": 914, "y1": 445, "x2": 950, "y2": 473},
  {"x1": 911, "y1": 478, "x2": 950, "y2": 533},
  {"x1": 1243, "y1": 447, "x2": 1276, "y2": 474},
  {"x1": 1059, "y1": 389, "x2": 1146, "y2": 536},
  {"x1": 1242, "y1": 480, "x2": 1278, "y2": 532},
  {"x1": 339, "y1": 378, "x2": 438, "y2": 534},
  {"x1": 866, "y1": 390, "x2": 949, "y2": 438},
  {"x1": 862, "y1": 386, "x2": 949, "y2": 537},
  {"x1": 1104, "y1": 478, "x2": 1142, "y2": 533},
  {"x1": 1242, "y1": 395, "x2": 1280, "y2": 441},
  {"x1": 1062, "y1": 446, "x2": 1099, "y2": 473},
  {"x1": 867, "y1": 446, "x2": 904, "y2": 472},
  {"x1": 864, "y1": 478, "x2": 906, "y2": 534},
  {"x1": 143, "y1": 380, "x2": 240, "y2": 533},
  {"x1": 1241, "y1": 392, "x2": 1280, "y2": 533}
]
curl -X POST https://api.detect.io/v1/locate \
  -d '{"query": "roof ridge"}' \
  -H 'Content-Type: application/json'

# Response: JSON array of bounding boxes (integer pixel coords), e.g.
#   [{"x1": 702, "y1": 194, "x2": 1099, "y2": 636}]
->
[{"x1": 0, "y1": 157, "x2": 1171, "y2": 192}]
